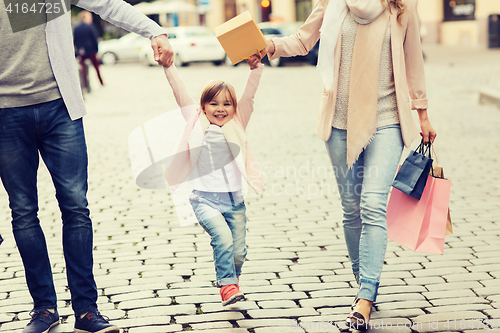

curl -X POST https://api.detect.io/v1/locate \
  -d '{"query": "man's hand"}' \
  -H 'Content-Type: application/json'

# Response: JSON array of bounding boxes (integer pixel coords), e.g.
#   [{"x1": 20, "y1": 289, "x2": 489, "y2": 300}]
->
[{"x1": 151, "y1": 34, "x2": 174, "y2": 67}]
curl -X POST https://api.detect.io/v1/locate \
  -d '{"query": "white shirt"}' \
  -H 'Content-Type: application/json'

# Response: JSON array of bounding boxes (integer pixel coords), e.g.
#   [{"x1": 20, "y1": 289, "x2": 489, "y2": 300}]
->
[{"x1": 187, "y1": 125, "x2": 242, "y2": 192}]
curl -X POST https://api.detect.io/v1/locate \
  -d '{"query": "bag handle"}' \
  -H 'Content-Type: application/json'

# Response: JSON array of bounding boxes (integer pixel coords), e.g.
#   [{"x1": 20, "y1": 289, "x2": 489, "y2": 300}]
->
[
  {"x1": 417, "y1": 139, "x2": 432, "y2": 158},
  {"x1": 417, "y1": 139, "x2": 435, "y2": 177}
]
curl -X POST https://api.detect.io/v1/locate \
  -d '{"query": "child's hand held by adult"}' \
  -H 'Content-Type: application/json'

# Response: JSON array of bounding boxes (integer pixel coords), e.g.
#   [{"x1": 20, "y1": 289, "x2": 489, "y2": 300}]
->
[{"x1": 246, "y1": 52, "x2": 262, "y2": 70}]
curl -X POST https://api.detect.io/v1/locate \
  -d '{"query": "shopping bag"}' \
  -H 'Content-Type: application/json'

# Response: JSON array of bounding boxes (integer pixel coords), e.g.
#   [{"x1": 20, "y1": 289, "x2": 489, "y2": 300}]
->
[
  {"x1": 387, "y1": 174, "x2": 452, "y2": 254},
  {"x1": 432, "y1": 163, "x2": 453, "y2": 235},
  {"x1": 214, "y1": 11, "x2": 267, "y2": 65},
  {"x1": 392, "y1": 140, "x2": 433, "y2": 200}
]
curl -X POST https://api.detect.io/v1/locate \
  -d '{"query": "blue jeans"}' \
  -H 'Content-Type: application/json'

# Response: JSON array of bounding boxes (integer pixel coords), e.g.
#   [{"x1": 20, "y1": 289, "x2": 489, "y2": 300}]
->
[
  {"x1": 325, "y1": 124, "x2": 404, "y2": 302},
  {"x1": 189, "y1": 190, "x2": 247, "y2": 287},
  {"x1": 0, "y1": 99, "x2": 97, "y2": 315}
]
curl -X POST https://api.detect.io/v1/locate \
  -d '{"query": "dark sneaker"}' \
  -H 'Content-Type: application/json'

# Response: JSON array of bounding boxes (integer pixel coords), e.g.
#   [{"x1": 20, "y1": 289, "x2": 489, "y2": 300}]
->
[
  {"x1": 74, "y1": 307, "x2": 119, "y2": 333},
  {"x1": 23, "y1": 309, "x2": 59, "y2": 333}
]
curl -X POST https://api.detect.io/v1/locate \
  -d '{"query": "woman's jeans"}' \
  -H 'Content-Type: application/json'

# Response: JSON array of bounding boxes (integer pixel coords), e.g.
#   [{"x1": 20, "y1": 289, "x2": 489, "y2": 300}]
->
[
  {"x1": 325, "y1": 124, "x2": 404, "y2": 302},
  {"x1": 0, "y1": 99, "x2": 97, "y2": 315},
  {"x1": 190, "y1": 190, "x2": 247, "y2": 287}
]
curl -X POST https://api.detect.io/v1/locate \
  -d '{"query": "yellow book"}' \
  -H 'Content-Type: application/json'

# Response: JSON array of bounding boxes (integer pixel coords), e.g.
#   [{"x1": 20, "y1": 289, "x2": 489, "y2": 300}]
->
[{"x1": 214, "y1": 11, "x2": 267, "y2": 65}]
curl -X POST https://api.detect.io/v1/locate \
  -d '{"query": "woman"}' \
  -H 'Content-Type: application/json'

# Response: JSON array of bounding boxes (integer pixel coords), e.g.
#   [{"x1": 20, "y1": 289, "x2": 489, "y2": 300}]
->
[{"x1": 263, "y1": 0, "x2": 437, "y2": 328}]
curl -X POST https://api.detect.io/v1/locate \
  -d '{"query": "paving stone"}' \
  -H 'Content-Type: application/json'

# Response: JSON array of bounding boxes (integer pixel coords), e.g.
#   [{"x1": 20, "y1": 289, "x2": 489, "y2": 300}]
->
[
  {"x1": 245, "y1": 292, "x2": 308, "y2": 301},
  {"x1": 429, "y1": 296, "x2": 490, "y2": 307},
  {"x1": 190, "y1": 321, "x2": 233, "y2": 329},
  {"x1": 255, "y1": 327, "x2": 305, "y2": 333},
  {"x1": 403, "y1": 277, "x2": 446, "y2": 285},
  {"x1": 279, "y1": 269, "x2": 335, "y2": 278},
  {"x1": 472, "y1": 286, "x2": 500, "y2": 297},
  {"x1": 443, "y1": 272, "x2": 493, "y2": 282},
  {"x1": 240, "y1": 284, "x2": 292, "y2": 294},
  {"x1": 423, "y1": 289, "x2": 478, "y2": 300},
  {"x1": 425, "y1": 304, "x2": 494, "y2": 314},
  {"x1": 201, "y1": 301, "x2": 259, "y2": 313},
  {"x1": 157, "y1": 287, "x2": 218, "y2": 298},
  {"x1": 237, "y1": 318, "x2": 298, "y2": 328},
  {"x1": 127, "y1": 304, "x2": 197, "y2": 318},
  {"x1": 174, "y1": 294, "x2": 221, "y2": 304},
  {"x1": 174, "y1": 312, "x2": 244, "y2": 324},
  {"x1": 109, "y1": 316, "x2": 171, "y2": 328},
  {"x1": 118, "y1": 297, "x2": 174, "y2": 310},
  {"x1": 299, "y1": 297, "x2": 352, "y2": 308},
  {"x1": 376, "y1": 293, "x2": 426, "y2": 303},
  {"x1": 425, "y1": 281, "x2": 483, "y2": 292},
  {"x1": 257, "y1": 300, "x2": 298, "y2": 308},
  {"x1": 298, "y1": 318, "x2": 341, "y2": 332},
  {"x1": 377, "y1": 300, "x2": 432, "y2": 311},
  {"x1": 128, "y1": 324, "x2": 183, "y2": 333},
  {"x1": 410, "y1": 266, "x2": 469, "y2": 278},
  {"x1": 247, "y1": 308, "x2": 318, "y2": 319},
  {"x1": 292, "y1": 282, "x2": 350, "y2": 292},
  {"x1": 372, "y1": 308, "x2": 426, "y2": 319},
  {"x1": 413, "y1": 311, "x2": 488, "y2": 324}
]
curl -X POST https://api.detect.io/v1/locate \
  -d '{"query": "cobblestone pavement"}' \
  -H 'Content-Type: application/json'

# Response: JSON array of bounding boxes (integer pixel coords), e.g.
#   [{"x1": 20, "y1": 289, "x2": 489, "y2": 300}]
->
[{"x1": 1, "y1": 45, "x2": 500, "y2": 333}]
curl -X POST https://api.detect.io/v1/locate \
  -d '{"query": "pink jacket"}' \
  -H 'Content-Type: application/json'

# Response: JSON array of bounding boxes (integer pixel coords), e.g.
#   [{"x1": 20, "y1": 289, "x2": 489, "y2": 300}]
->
[
  {"x1": 163, "y1": 64, "x2": 265, "y2": 194},
  {"x1": 269, "y1": 0, "x2": 427, "y2": 148}
]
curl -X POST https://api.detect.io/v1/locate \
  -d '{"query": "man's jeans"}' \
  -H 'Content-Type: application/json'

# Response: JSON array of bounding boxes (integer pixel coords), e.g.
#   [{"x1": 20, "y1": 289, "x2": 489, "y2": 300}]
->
[
  {"x1": 0, "y1": 99, "x2": 97, "y2": 314},
  {"x1": 325, "y1": 124, "x2": 404, "y2": 302},
  {"x1": 190, "y1": 190, "x2": 247, "y2": 287}
]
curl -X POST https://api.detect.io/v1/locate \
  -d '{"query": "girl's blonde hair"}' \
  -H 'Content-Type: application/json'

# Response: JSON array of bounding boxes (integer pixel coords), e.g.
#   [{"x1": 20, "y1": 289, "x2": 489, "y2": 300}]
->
[
  {"x1": 200, "y1": 80, "x2": 237, "y2": 111},
  {"x1": 384, "y1": 0, "x2": 406, "y2": 25}
]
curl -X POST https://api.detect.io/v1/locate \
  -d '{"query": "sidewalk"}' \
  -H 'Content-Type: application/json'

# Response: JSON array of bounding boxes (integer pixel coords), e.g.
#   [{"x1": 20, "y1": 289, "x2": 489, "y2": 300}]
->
[{"x1": 0, "y1": 44, "x2": 499, "y2": 333}]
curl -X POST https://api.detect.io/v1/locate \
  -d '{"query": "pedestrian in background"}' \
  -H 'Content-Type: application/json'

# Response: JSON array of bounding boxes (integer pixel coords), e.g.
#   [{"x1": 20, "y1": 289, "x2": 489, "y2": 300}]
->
[
  {"x1": 262, "y1": 0, "x2": 437, "y2": 328},
  {"x1": 0, "y1": 0, "x2": 173, "y2": 332},
  {"x1": 74, "y1": 10, "x2": 104, "y2": 90},
  {"x1": 162, "y1": 55, "x2": 264, "y2": 306}
]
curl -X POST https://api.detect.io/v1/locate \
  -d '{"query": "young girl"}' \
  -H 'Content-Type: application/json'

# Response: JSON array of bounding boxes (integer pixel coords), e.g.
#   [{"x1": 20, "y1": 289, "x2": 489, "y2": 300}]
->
[{"x1": 163, "y1": 55, "x2": 264, "y2": 306}]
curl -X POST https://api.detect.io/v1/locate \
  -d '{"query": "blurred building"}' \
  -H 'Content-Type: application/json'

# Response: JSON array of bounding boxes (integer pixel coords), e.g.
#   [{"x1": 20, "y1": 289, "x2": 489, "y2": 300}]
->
[
  {"x1": 419, "y1": 0, "x2": 500, "y2": 47},
  {"x1": 200, "y1": 0, "x2": 500, "y2": 47},
  {"x1": 129, "y1": 0, "x2": 500, "y2": 48}
]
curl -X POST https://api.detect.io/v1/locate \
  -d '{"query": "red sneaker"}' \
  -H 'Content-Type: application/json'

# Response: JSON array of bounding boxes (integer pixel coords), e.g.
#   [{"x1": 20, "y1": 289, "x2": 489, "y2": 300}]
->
[{"x1": 220, "y1": 284, "x2": 244, "y2": 306}]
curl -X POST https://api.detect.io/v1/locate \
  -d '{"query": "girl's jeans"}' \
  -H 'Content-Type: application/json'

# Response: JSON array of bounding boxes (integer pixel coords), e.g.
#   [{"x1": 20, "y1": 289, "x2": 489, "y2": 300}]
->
[
  {"x1": 325, "y1": 124, "x2": 404, "y2": 302},
  {"x1": 190, "y1": 190, "x2": 247, "y2": 287}
]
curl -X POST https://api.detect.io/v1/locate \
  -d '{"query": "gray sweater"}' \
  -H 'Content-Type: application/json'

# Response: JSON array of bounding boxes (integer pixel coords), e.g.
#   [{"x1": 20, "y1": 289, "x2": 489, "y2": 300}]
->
[
  {"x1": 0, "y1": 0, "x2": 165, "y2": 119},
  {"x1": 333, "y1": 13, "x2": 399, "y2": 130}
]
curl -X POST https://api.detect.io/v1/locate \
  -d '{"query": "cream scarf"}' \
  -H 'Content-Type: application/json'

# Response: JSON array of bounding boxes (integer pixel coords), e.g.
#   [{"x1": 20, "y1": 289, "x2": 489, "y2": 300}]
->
[{"x1": 317, "y1": 0, "x2": 390, "y2": 167}]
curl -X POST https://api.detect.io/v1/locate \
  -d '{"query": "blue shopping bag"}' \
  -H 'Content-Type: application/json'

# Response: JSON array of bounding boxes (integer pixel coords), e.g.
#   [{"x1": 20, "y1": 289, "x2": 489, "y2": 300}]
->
[{"x1": 392, "y1": 140, "x2": 433, "y2": 200}]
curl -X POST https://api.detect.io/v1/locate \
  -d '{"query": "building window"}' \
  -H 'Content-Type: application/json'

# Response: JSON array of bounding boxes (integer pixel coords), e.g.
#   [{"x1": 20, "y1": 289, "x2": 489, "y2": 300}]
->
[
  {"x1": 443, "y1": 0, "x2": 475, "y2": 22},
  {"x1": 225, "y1": 0, "x2": 237, "y2": 21},
  {"x1": 295, "y1": 0, "x2": 312, "y2": 22}
]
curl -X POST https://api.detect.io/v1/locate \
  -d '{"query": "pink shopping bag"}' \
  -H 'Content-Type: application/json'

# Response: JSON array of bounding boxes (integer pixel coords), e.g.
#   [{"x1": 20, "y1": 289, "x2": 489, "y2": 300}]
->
[{"x1": 387, "y1": 175, "x2": 451, "y2": 254}]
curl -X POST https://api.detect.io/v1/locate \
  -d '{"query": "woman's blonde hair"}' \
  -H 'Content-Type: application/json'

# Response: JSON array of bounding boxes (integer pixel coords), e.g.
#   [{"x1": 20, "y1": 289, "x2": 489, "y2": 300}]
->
[
  {"x1": 200, "y1": 80, "x2": 237, "y2": 111},
  {"x1": 384, "y1": 0, "x2": 406, "y2": 25}
]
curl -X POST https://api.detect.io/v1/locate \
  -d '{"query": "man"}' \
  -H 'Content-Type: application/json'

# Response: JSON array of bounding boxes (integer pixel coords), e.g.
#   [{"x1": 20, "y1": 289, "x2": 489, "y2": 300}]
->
[
  {"x1": 74, "y1": 11, "x2": 104, "y2": 90},
  {"x1": 0, "y1": 0, "x2": 173, "y2": 332}
]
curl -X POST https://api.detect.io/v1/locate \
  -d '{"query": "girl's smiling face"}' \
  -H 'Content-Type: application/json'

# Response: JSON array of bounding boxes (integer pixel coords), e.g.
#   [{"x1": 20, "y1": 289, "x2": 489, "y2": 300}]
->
[{"x1": 203, "y1": 90, "x2": 235, "y2": 127}]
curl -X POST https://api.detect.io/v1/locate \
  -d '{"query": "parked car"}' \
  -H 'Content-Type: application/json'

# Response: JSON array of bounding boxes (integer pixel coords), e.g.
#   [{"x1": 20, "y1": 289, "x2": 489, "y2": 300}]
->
[
  {"x1": 255, "y1": 21, "x2": 319, "y2": 67},
  {"x1": 98, "y1": 32, "x2": 149, "y2": 65},
  {"x1": 139, "y1": 26, "x2": 226, "y2": 67}
]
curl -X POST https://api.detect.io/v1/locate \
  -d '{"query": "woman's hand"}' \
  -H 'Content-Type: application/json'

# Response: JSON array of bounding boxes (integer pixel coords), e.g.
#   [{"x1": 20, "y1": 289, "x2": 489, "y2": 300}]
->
[
  {"x1": 246, "y1": 53, "x2": 262, "y2": 70},
  {"x1": 260, "y1": 40, "x2": 275, "y2": 59},
  {"x1": 417, "y1": 109, "x2": 437, "y2": 144}
]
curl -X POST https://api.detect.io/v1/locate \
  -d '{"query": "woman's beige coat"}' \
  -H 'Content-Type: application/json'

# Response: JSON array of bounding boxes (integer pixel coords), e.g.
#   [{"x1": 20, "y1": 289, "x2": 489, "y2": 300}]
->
[{"x1": 268, "y1": 0, "x2": 427, "y2": 148}]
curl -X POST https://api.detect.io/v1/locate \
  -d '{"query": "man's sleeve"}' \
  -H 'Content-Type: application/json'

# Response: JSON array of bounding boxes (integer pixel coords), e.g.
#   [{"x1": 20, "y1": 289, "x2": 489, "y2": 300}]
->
[{"x1": 75, "y1": 0, "x2": 165, "y2": 39}]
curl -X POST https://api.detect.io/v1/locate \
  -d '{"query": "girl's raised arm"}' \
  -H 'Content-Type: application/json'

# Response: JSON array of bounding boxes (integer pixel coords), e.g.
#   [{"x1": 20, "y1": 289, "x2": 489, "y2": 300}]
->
[
  {"x1": 238, "y1": 62, "x2": 264, "y2": 129},
  {"x1": 163, "y1": 65, "x2": 197, "y2": 120}
]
